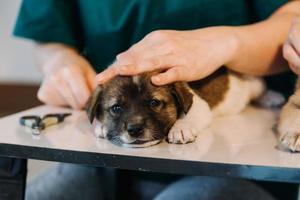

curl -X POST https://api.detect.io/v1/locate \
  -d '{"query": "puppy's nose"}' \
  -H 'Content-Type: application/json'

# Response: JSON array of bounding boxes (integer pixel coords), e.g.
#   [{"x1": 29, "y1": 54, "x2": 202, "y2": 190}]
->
[{"x1": 127, "y1": 123, "x2": 144, "y2": 137}]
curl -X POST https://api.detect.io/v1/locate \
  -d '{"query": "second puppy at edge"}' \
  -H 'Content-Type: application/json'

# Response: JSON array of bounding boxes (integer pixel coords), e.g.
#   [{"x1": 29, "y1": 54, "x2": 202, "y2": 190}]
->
[{"x1": 86, "y1": 68, "x2": 265, "y2": 148}]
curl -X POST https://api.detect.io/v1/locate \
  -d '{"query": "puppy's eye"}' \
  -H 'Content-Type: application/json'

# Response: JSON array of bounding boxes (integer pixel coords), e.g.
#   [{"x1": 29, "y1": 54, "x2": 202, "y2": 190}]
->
[
  {"x1": 149, "y1": 99, "x2": 161, "y2": 108},
  {"x1": 110, "y1": 104, "x2": 123, "y2": 115}
]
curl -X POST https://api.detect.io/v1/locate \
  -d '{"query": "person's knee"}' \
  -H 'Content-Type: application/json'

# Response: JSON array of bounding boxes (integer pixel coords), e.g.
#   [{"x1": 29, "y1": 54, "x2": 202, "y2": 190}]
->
[
  {"x1": 26, "y1": 164, "x2": 105, "y2": 200},
  {"x1": 154, "y1": 176, "x2": 275, "y2": 200}
]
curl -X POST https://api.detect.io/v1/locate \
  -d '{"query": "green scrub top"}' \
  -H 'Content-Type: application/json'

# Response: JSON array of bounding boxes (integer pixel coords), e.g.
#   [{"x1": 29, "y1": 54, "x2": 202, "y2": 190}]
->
[{"x1": 13, "y1": 0, "x2": 295, "y2": 97}]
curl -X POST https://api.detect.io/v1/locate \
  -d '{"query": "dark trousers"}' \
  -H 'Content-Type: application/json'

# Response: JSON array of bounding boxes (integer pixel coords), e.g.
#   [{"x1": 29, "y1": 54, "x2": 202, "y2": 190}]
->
[
  {"x1": 0, "y1": 158, "x2": 298, "y2": 200},
  {"x1": 0, "y1": 157, "x2": 27, "y2": 200}
]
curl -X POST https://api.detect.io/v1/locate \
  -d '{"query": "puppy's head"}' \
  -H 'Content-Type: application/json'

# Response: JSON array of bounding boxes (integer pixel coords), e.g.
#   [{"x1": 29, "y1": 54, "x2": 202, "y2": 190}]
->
[{"x1": 86, "y1": 72, "x2": 193, "y2": 147}]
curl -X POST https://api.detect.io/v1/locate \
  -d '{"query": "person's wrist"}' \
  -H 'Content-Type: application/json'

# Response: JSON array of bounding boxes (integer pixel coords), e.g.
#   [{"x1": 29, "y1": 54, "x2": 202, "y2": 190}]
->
[
  {"x1": 221, "y1": 26, "x2": 241, "y2": 67},
  {"x1": 41, "y1": 49, "x2": 80, "y2": 75}
]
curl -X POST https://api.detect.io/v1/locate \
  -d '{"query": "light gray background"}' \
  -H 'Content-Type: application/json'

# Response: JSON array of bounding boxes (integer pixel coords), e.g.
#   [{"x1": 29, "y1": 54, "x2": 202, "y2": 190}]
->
[
  {"x1": 0, "y1": 0, "x2": 42, "y2": 84},
  {"x1": 0, "y1": 0, "x2": 52, "y2": 183}
]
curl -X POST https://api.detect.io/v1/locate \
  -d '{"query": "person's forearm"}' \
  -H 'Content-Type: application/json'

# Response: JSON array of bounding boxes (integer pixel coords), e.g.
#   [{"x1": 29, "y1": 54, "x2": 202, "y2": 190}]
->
[
  {"x1": 34, "y1": 43, "x2": 79, "y2": 74},
  {"x1": 227, "y1": 1, "x2": 300, "y2": 76}
]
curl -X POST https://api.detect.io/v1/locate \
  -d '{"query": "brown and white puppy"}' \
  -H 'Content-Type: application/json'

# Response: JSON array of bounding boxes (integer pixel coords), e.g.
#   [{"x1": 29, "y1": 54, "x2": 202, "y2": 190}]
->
[{"x1": 86, "y1": 68, "x2": 265, "y2": 148}]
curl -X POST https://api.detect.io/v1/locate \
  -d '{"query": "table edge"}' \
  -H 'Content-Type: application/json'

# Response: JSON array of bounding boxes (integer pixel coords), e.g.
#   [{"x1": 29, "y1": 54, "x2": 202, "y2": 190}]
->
[{"x1": 0, "y1": 143, "x2": 300, "y2": 183}]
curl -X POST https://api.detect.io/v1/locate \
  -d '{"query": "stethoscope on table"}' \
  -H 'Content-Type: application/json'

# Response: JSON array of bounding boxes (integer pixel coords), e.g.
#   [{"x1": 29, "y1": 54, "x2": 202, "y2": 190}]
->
[{"x1": 19, "y1": 113, "x2": 71, "y2": 135}]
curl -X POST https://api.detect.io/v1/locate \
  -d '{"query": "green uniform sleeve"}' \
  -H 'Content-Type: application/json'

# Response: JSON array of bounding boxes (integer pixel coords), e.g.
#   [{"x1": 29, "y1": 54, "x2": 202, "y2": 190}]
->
[
  {"x1": 13, "y1": 0, "x2": 83, "y2": 50},
  {"x1": 250, "y1": 0, "x2": 288, "y2": 21}
]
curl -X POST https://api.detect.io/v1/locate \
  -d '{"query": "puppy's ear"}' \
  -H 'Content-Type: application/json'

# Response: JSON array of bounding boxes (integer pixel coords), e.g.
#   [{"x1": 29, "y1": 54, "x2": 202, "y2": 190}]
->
[
  {"x1": 85, "y1": 86, "x2": 102, "y2": 123},
  {"x1": 172, "y1": 82, "x2": 193, "y2": 116}
]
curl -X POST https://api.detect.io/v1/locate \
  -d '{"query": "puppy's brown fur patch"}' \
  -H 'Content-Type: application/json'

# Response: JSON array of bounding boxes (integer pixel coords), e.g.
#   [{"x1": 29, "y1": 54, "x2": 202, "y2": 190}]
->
[{"x1": 189, "y1": 67, "x2": 229, "y2": 108}]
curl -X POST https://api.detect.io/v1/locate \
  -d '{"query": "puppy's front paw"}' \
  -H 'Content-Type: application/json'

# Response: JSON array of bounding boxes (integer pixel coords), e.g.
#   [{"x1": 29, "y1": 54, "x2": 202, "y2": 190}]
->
[
  {"x1": 167, "y1": 120, "x2": 196, "y2": 144},
  {"x1": 279, "y1": 130, "x2": 300, "y2": 152},
  {"x1": 94, "y1": 122, "x2": 107, "y2": 138},
  {"x1": 277, "y1": 93, "x2": 300, "y2": 152}
]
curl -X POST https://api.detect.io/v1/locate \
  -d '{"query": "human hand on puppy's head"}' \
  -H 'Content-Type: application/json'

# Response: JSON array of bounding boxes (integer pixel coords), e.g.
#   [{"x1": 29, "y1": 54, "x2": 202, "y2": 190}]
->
[{"x1": 96, "y1": 27, "x2": 239, "y2": 85}]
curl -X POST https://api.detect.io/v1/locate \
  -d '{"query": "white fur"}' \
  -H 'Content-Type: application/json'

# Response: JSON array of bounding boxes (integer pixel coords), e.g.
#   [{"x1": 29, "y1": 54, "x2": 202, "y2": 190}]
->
[
  {"x1": 94, "y1": 120, "x2": 107, "y2": 138},
  {"x1": 121, "y1": 129, "x2": 161, "y2": 147},
  {"x1": 212, "y1": 74, "x2": 265, "y2": 116},
  {"x1": 122, "y1": 140, "x2": 161, "y2": 148},
  {"x1": 132, "y1": 76, "x2": 142, "y2": 92},
  {"x1": 132, "y1": 76, "x2": 140, "y2": 85},
  {"x1": 167, "y1": 74, "x2": 265, "y2": 144},
  {"x1": 120, "y1": 132, "x2": 135, "y2": 143},
  {"x1": 168, "y1": 89, "x2": 212, "y2": 144}
]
